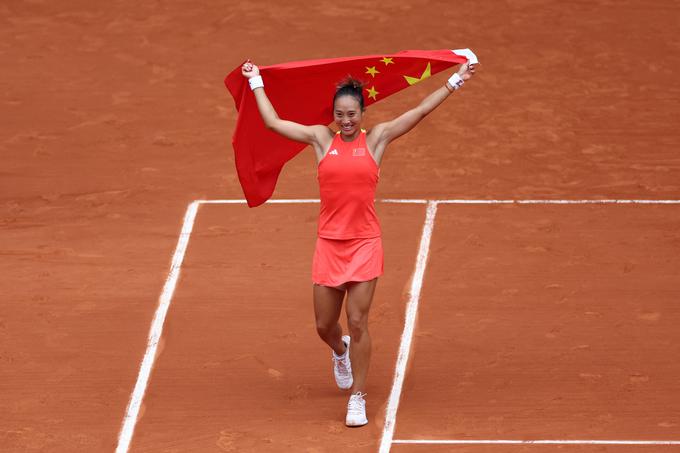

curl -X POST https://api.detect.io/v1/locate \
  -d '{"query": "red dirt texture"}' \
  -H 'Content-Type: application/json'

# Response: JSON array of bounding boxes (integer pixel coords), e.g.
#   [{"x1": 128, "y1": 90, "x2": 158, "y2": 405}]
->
[{"x1": 1, "y1": 0, "x2": 679, "y2": 452}]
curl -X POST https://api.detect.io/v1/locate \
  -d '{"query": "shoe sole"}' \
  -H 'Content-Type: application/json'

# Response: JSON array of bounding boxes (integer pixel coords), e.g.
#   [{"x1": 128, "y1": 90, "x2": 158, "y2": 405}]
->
[{"x1": 345, "y1": 419, "x2": 368, "y2": 427}]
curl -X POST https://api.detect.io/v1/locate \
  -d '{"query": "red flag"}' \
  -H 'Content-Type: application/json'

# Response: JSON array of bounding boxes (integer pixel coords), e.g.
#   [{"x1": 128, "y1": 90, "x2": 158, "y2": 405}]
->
[{"x1": 224, "y1": 49, "x2": 474, "y2": 207}]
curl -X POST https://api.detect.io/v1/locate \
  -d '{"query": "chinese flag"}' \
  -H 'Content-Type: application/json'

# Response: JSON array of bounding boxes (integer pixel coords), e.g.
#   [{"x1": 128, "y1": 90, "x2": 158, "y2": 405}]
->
[{"x1": 224, "y1": 49, "x2": 477, "y2": 207}]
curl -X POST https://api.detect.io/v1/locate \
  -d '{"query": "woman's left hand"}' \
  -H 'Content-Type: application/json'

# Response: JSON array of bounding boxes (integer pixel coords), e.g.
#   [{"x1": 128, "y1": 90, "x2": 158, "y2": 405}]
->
[{"x1": 457, "y1": 62, "x2": 477, "y2": 81}]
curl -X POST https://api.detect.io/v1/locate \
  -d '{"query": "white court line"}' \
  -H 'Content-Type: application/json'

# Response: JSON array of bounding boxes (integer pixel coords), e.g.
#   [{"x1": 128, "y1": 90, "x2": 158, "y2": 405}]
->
[
  {"x1": 197, "y1": 198, "x2": 428, "y2": 204},
  {"x1": 435, "y1": 199, "x2": 680, "y2": 204},
  {"x1": 379, "y1": 201, "x2": 439, "y2": 453},
  {"x1": 198, "y1": 198, "x2": 318, "y2": 204},
  {"x1": 392, "y1": 439, "x2": 680, "y2": 445},
  {"x1": 197, "y1": 198, "x2": 680, "y2": 205},
  {"x1": 115, "y1": 201, "x2": 200, "y2": 453},
  {"x1": 375, "y1": 199, "x2": 428, "y2": 204}
]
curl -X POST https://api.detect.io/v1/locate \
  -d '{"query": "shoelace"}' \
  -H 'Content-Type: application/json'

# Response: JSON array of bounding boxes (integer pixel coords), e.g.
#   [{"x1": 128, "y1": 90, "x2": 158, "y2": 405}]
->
[
  {"x1": 333, "y1": 353, "x2": 351, "y2": 376},
  {"x1": 348, "y1": 392, "x2": 367, "y2": 412}
]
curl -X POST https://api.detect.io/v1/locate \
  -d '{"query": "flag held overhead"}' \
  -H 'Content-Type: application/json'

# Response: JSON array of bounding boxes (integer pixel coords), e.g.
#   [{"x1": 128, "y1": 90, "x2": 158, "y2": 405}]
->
[{"x1": 225, "y1": 49, "x2": 476, "y2": 207}]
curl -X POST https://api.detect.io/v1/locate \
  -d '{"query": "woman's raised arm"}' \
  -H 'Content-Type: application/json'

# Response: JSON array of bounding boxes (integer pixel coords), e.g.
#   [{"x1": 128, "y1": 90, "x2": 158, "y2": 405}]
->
[
  {"x1": 371, "y1": 62, "x2": 478, "y2": 151},
  {"x1": 242, "y1": 60, "x2": 327, "y2": 146}
]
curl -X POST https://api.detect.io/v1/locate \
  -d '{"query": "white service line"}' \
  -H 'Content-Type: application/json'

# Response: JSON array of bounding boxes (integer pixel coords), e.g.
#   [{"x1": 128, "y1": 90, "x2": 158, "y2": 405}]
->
[
  {"x1": 115, "y1": 200, "x2": 200, "y2": 453},
  {"x1": 435, "y1": 199, "x2": 680, "y2": 204},
  {"x1": 198, "y1": 198, "x2": 680, "y2": 205},
  {"x1": 379, "y1": 199, "x2": 429, "y2": 204},
  {"x1": 379, "y1": 201, "x2": 439, "y2": 453},
  {"x1": 197, "y1": 198, "x2": 429, "y2": 204},
  {"x1": 198, "y1": 198, "x2": 319, "y2": 204},
  {"x1": 392, "y1": 439, "x2": 680, "y2": 445}
]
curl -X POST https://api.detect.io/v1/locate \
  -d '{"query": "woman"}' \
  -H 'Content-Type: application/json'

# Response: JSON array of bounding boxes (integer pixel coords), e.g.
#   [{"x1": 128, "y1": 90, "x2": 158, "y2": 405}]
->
[{"x1": 241, "y1": 58, "x2": 476, "y2": 426}]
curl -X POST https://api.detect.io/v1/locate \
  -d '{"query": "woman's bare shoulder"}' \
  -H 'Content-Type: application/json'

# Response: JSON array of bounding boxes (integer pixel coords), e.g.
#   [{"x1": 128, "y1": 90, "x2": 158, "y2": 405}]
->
[{"x1": 312, "y1": 125, "x2": 335, "y2": 135}]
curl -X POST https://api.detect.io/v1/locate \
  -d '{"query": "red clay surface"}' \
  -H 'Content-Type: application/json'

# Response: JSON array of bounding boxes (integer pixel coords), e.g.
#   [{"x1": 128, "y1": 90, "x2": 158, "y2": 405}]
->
[
  {"x1": 2, "y1": 0, "x2": 680, "y2": 452},
  {"x1": 396, "y1": 205, "x2": 680, "y2": 441}
]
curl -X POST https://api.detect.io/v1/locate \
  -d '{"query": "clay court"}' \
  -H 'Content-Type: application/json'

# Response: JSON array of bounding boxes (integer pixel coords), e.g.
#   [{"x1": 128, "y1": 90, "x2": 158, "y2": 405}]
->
[{"x1": 2, "y1": 0, "x2": 680, "y2": 452}]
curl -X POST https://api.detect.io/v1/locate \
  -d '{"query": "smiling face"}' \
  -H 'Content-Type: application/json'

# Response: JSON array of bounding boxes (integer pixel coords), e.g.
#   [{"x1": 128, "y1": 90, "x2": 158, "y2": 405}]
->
[{"x1": 333, "y1": 95, "x2": 364, "y2": 139}]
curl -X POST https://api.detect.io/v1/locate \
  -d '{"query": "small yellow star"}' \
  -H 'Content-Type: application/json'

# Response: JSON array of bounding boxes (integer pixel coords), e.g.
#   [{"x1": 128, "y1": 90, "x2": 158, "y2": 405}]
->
[
  {"x1": 366, "y1": 86, "x2": 379, "y2": 100},
  {"x1": 403, "y1": 62, "x2": 432, "y2": 85},
  {"x1": 380, "y1": 57, "x2": 394, "y2": 65},
  {"x1": 365, "y1": 66, "x2": 380, "y2": 77}
]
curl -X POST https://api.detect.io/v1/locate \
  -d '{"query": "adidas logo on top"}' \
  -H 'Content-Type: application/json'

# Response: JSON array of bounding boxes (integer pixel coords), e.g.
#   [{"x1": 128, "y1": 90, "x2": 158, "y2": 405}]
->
[{"x1": 329, "y1": 149, "x2": 339, "y2": 155}]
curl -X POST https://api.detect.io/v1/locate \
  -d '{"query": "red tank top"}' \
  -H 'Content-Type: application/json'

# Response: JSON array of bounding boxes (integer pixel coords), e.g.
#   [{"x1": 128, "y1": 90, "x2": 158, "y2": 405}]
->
[{"x1": 317, "y1": 130, "x2": 381, "y2": 239}]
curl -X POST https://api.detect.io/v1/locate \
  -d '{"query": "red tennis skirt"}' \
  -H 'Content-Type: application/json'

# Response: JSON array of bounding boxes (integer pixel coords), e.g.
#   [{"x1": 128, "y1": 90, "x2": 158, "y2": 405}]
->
[{"x1": 312, "y1": 236, "x2": 384, "y2": 287}]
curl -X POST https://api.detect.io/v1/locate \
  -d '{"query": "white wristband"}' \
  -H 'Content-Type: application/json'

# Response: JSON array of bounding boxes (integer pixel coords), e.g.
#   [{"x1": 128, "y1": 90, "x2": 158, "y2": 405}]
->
[
  {"x1": 248, "y1": 75, "x2": 264, "y2": 91},
  {"x1": 447, "y1": 73, "x2": 464, "y2": 91}
]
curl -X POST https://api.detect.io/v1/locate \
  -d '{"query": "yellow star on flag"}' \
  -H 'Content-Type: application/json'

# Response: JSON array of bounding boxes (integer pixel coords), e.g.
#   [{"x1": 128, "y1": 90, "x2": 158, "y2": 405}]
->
[
  {"x1": 366, "y1": 86, "x2": 379, "y2": 100},
  {"x1": 365, "y1": 66, "x2": 380, "y2": 77},
  {"x1": 380, "y1": 57, "x2": 394, "y2": 65},
  {"x1": 403, "y1": 62, "x2": 432, "y2": 85}
]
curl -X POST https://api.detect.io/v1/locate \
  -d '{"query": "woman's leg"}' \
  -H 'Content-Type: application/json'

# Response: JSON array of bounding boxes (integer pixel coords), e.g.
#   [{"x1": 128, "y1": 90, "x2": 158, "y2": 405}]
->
[
  {"x1": 313, "y1": 283, "x2": 346, "y2": 355},
  {"x1": 345, "y1": 278, "x2": 377, "y2": 393}
]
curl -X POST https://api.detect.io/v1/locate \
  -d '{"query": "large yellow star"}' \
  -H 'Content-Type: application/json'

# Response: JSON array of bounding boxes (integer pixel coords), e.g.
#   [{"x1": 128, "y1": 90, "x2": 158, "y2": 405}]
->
[
  {"x1": 365, "y1": 66, "x2": 380, "y2": 77},
  {"x1": 403, "y1": 62, "x2": 432, "y2": 85},
  {"x1": 366, "y1": 86, "x2": 379, "y2": 100},
  {"x1": 380, "y1": 57, "x2": 394, "y2": 65}
]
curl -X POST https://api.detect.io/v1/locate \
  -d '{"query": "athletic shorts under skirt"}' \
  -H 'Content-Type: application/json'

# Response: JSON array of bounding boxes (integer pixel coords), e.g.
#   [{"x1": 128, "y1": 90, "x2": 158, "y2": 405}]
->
[{"x1": 312, "y1": 236, "x2": 384, "y2": 287}]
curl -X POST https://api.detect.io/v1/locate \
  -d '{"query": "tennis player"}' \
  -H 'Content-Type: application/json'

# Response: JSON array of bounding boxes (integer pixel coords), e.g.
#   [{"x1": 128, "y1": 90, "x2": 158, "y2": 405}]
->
[{"x1": 241, "y1": 58, "x2": 476, "y2": 426}]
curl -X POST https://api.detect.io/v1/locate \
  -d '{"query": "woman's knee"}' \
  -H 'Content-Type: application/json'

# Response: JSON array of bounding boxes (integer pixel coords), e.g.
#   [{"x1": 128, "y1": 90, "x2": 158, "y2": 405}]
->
[
  {"x1": 316, "y1": 319, "x2": 335, "y2": 339},
  {"x1": 347, "y1": 314, "x2": 368, "y2": 340}
]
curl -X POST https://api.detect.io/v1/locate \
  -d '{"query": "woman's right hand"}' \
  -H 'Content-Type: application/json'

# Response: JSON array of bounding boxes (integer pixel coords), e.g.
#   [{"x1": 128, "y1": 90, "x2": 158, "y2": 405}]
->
[
  {"x1": 241, "y1": 59, "x2": 260, "y2": 79},
  {"x1": 456, "y1": 62, "x2": 477, "y2": 81}
]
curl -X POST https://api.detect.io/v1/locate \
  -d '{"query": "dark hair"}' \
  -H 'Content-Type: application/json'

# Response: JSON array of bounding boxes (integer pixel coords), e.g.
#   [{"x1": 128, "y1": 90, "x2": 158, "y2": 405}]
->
[{"x1": 333, "y1": 76, "x2": 365, "y2": 111}]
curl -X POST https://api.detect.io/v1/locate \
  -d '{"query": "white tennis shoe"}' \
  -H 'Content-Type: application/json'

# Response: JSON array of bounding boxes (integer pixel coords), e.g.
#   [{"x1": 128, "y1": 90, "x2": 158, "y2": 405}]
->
[
  {"x1": 345, "y1": 392, "x2": 368, "y2": 427},
  {"x1": 332, "y1": 335, "x2": 353, "y2": 390}
]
